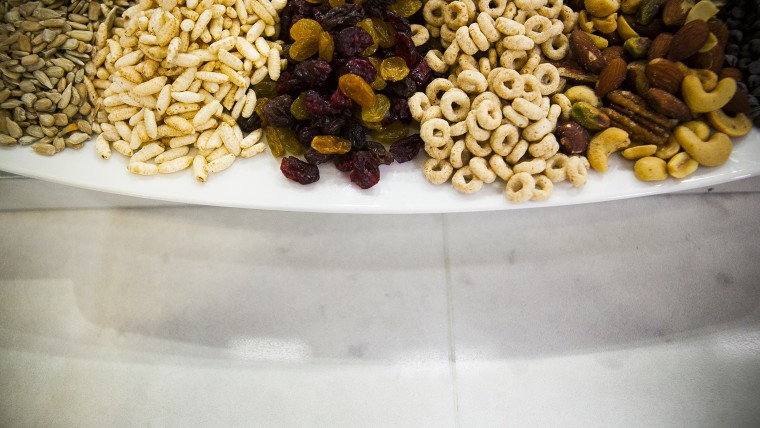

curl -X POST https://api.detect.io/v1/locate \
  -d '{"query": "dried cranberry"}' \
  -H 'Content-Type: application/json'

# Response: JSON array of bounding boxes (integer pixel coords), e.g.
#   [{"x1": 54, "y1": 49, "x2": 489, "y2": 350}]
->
[
  {"x1": 319, "y1": 5, "x2": 366, "y2": 31},
  {"x1": 281, "y1": 156, "x2": 320, "y2": 184},
  {"x1": 302, "y1": 90, "x2": 337, "y2": 117},
  {"x1": 335, "y1": 27, "x2": 374, "y2": 57},
  {"x1": 395, "y1": 33, "x2": 421, "y2": 67},
  {"x1": 409, "y1": 59, "x2": 432, "y2": 86},
  {"x1": 236, "y1": 113, "x2": 262, "y2": 133},
  {"x1": 350, "y1": 151, "x2": 381, "y2": 189},
  {"x1": 366, "y1": 141, "x2": 394, "y2": 165},
  {"x1": 330, "y1": 88, "x2": 354, "y2": 110},
  {"x1": 294, "y1": 59, "x2": 332, "y2": 86},
  {"x1": 342, "y1": 121, "x2": 368, "y2": 149},
  {"x1": 382, "y1": 98, "x2": 411, "y2": 126},
  {"x1": 385, "y1": 77, "x2": 416, "y2": 98},
  {"x1": 263, "y1": 95, "x2": 295, "y2": 127},
  {"x1": 304, "y1": 148, "x2": 334, "y2": 165},
  {"x1": 389, "y1": 134, "x2": 423, "y2": 163},
  {"x1": 341, "y1": 58, "x2": 377, "y2": 84},
  {"x1": 313, "y1": 115, "x2": 347, "y2": 134},
  {"x1": 334, "y1": 152, "x2": 355, "y2": 172}
]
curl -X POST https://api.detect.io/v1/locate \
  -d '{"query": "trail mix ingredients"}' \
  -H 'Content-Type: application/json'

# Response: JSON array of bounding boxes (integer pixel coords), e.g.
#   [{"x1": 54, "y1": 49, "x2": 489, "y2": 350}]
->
[
  {"x1": 414, "y1": 0, "x2": 587, "y2": 203},
  {"x1": 262, "y1": 0, "x2": 432, "y2": 188},
  {"x1": 91, "y1": 0, "x2": 285, "y2": 180},
  {"x1": 558, "y1": 0, "x2": 752, "y2": 183},
  {"x1": 0, "y1": 0, "x2": 128, "y2": 155}
]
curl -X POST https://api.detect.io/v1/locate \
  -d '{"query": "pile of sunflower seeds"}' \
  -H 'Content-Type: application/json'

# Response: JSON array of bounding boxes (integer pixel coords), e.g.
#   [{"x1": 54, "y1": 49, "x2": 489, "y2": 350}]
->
[{"x1": 0, "y1": 0, "x2": 130, "y2": 155}]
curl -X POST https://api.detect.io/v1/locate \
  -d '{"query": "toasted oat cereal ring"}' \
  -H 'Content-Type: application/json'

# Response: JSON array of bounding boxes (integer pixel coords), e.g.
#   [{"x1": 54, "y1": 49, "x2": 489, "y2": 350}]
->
[
  {"x1": 512, "y1": 97, "x2": 545, "y2": 121},
  {"x1": 440, "y1": 88, "x2": 471, "y2": 122},
  {"x1": 523, "y1": 15, "x2": 554, "y2": 43},
  {"x1": 423, "y1": 0, "x2": 447, "y2": 26},
  {"x1": 476, "y1": 99, "x2": 502, "y2": 131},
  {"x1": 450, "y1": 119, "x2": 468, "y2": 137},
  {"x1": 443, "y1": 1, "x2": 469, "y2": 28},
  {"x1": 559, "y1": 5, "x2": 578, "y2": 33},
  {"x1": 505, "y1": 172, "x2": 535, "y2": 203},
  {"x1": 465, "y1": 134, "x2": 493, "y2": 157},
  {"x1": 502, "y1": 105, "x2": 530, "y2": 128},
  {"x1": 521, "y1": 74, "x2": 543, "y2": 102},
  {"x1": 539, "y1": 0, "x2": 563, "y2": 18},
  {"x1": 520, "y1": 47, "x2": 542, "y2": 75},
  {"x1": 489, "y1": 68, "x2": 524, "y2": 100},
  {"x1": 425, "y1": 50, "x2": 449, "y2": 74},
  {"x1": 458, "y1": 69, "x2": 488, "y2": 94},
  {"x1": 420, "y1": 118, "x2": 451, "y2": 148},
  {"x1": 476, "y1": 13, "x2": 501, "y2": 42},
  {"x1": 541, "y1": 33, "x2": 568, "y2": 60},
  {"x1": 425, "y1": 139, "x2": 453, "y2": 160},
  {"x1": 529, "y1": 133, "x2": 559, "y2": 159},
  {"x1": 426, "y1": 78, "x2": 455, "y2": 105},
  {"x1": 450, "y1": 139, "x2": 471, "y2": 169},
  {"x1": 421, "y1": 105, "x2": 444, "y2": 122},
  {"x1": 551, "y1": 93, "x2": 572, "y2": 121},
  {"x1": 489, "y1": 154, "x2": 514, "y2": 181},
  {"x1": 514, "y1": 158, "x2": 546, "y2": 175},
  {"x1": 411, "y1": 24, "x2": 430, "y2": 46},
  {"x1": 458, "y1": 54, "x2": 479, "y2": 71},
  {"x1": 489, "y1": 123, "x2": 520, "y2": 156},
  {"x1": 440, "y1": 24, "x2": 457, "y2": 44},
  {"x1": 478, "y1": 0, "x2": 507, "y2": 17},
  {"x1": 495, "y1": 17, "x2": 524, "y2": 36},
  {"x1": 471, "y1": 91, "x2": 501, "y2": 111},
  {"x1": 505, "y1": 139, "x2": 529, "y2": 164},
  {"x1": 456, "y1": 26, "x2": 479, "y2": 55},
  {"x1": 478, "y1": 57, "x2": 492, "y2": 77},
  {"x1": 443, "y1": 39, "x2": 461, "y2": 65},
  {"x1": 469, "y1": 157, "x2": 497, "y2": 183},
  {"x1": 409, "y1": 93, "x2": 432, "y2": 121},
  {"x1": 466, "y1": 111, "x2": 492, "y2": 141},
  {"x1": 547, "y1": 103, "x2": 562, "y2": 128},
  {"x1": 566, "y1": 155, "x2": 588, "y2": 187},
  {"x1": 469, "y1": 23, "x2": 491, "y2": 51},
  {"x1": 423, "y1": 158, "x2": 454, "y2": 184},
  {"x1": 545, "y1": 153, "x2": 568, "y2": 182},
  {"x1": 534, "y1": 63, "x2": 561, "y2": 95},
  {"x1": 452, "y1": 166, "x2": 484, "y2": 194},
  {"x1": 531, "y1": 174, "x2": 554, "y2": 201},
  {"x1": 499, "y1": 49, "x2": 528, "y2": 70},
  {"x1": 523, "y1": 118, "x2": 553, "y2": 142}
]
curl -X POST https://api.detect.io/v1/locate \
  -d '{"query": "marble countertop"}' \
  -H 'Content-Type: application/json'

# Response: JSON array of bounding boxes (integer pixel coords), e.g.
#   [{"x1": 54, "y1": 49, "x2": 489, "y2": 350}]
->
[{"x1": 1, "y1": 177, "x2": 759, "y2": 427}]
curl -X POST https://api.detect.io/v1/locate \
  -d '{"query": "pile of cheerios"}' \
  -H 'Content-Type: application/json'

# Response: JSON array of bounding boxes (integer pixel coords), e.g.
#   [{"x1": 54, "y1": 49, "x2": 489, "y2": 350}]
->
[{"x1": 413, "y1": 0, "x2": 590, "y2": 203}]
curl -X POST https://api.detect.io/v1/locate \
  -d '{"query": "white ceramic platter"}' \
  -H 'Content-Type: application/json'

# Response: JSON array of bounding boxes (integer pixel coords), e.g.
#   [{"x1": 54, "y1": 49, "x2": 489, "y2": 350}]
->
[{"x1": 0, "y1": 128, "x2": 758, "y2": 213}]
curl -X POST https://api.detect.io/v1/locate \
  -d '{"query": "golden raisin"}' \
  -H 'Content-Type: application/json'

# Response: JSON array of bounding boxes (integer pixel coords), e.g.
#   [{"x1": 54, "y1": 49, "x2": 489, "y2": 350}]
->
[
  {"x1": 371, "y1": 18, "x2": 396, "y2": 48},
  {"x1": 361, "y1": 93, "x2": 390, "y2": 123},
  {"x1": 318, "y1": 31, "x2": 334, "y2": 62},
  {"x1": 255, "y1": 98, "x2": 270, "y2": 125},
  {"x1": 270, "y1": 126, "x2": 305, "y2": 156},
  {"x1": 380, "y1": 56, "x2": 409, "y2": 82},
  {"x1": 328, "y1": 0, "x2": 345, "y2": 6},
  {"x1": 368, "y1": 57, "x2": 387, "y2": 90},
  {"x1": 290, "y1": 93, "x2": 311, "y2": 120},
  {"x1": 338, "y1": 73, "x2": 376, "y2": 107},
  {"x1": 371, "y1": 122, "x2": 409, "y2": 144},
  {"x1": 388, "y1": 0, "x2": 422, "y2": 17},
  {"x1": 311, "y1": 135, "x2": 352, "y2": 154},
  {"x1": 265, "y1": 126, "x2": 285, "y2": 158},
  {"x1": 355, "y1": 19, "x2": 378, "y2": 57},
  {"x1": 290, "y1": 19, "x2": 323, "y2": 40},
  {"x1": 290, "y1": 38, "x2": 319, "y2": 61}
]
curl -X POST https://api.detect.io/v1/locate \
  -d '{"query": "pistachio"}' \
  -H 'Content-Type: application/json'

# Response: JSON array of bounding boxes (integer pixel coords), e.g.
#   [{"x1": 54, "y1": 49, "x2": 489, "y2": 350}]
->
[{"x1": 571, "y1": 101, "x2": 612, "y2": 130}]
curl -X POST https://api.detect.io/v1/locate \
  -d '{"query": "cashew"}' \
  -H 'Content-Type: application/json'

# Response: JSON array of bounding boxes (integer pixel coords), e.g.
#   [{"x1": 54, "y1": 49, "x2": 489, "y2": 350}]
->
[
  {"x1": 655, "y1": 135, "x2": 681, "y2": 160},
  {"x1": 685, "y1": 0, "x2": 718, "y2": 24},
  {"x1": 592, "y1": 13, "x2": 618, "y2": 34},
  {"x1": 694, "y1": 69, "x2": 718, "y2": 91},
  {"x1": 681, "y1": 75, "x2": 736, "y2": 113},
  {"x1": 667, "y1": 152, "x2": 699, "y2": 179},
  {"x1": 564, "y1": 85, "x2": 601, "y2": 108},
  {"x1": 634, "y1": 156, "x2": 668, "y2": 181},
  {"x1": 698, "y1": 33, "x2": 718, "y2": 53},
  {"x1": 622, "y1": 144, "x2": 657, "y2": 160},
  {"x1": 578, "y1": 11, "x2": 595, "y2": 32},
  {"x1": 673, "y1": 125, "x2": 732, "y2": 167},
  {"x1": 584, "y1": 0, "x2": 620, "y2": 18},
  {"x1": 705, "y1": 109, "x2": 752, "y2": 138},
  {"x1": 682, "y1": 120, "x2": 710, "y2": 140},
  {"x1": 587, "y1": 127, "x2": 630, "y2": 172},
  {"x1": 587, "y1": 32, "x2": 609, "y2": 49}
]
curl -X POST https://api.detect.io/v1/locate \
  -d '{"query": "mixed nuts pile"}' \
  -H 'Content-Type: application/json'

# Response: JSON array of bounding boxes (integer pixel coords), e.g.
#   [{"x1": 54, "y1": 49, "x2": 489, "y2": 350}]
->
[{"x1": 0, "y1": 0, "x2": 757, "y2": 203}]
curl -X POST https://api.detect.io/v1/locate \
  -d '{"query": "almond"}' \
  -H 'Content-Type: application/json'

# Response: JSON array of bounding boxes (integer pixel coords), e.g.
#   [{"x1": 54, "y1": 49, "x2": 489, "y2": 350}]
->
[
  {"x1": 667, "y1": 19, "x2": 709, "y2": 61},
  {"x1": 645, "y1": 88, "x2": 692, "y2": 121},
  {"x1": 596, "y1": 57, "x2": 628, "y2": 97},
  {"x1": 570, "y1": 30, "x2": 608, "y2": 74},
  {"x1": 645, "y1": 58, "x2": 684, "y2": 94},
  {"x1": 648, "y1": 33, "x2": 673, "y2": 60},
  {"x1": 662, "y1": 0, "x2": 693, "y2": 27},
  {"x1": 601, "y1": 45, "x2": 627, "y2": 64}
]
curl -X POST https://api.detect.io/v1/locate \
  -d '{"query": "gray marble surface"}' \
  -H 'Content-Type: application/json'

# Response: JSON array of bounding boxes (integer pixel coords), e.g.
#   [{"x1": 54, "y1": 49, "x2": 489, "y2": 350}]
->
[{"x1": 1, "y1": 179, "x2": 759, "y2": 427}]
